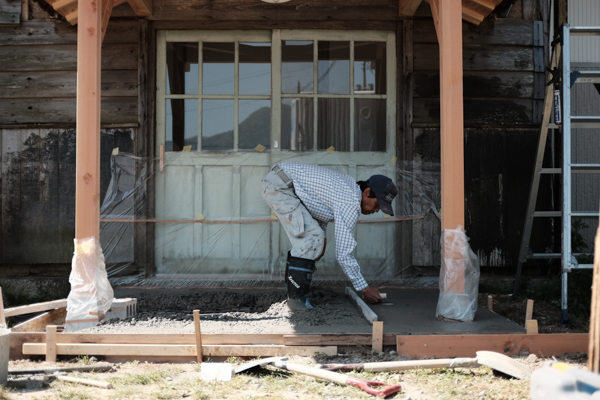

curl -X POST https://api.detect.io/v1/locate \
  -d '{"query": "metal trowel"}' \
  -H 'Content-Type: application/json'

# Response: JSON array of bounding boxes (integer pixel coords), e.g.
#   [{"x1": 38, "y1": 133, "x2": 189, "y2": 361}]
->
[{"x1": 234, "y1": 356, "x2": 288, "y2": 374}]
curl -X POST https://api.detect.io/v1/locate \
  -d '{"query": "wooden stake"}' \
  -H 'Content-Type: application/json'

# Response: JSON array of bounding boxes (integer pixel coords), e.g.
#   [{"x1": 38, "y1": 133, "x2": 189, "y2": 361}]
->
[
  {"x1": 372, "y1": 321, "x2": 383, "y2": 353},
  {"x1": 0, "y1": 288, "x2": 5, "y2": 327},
  {"x1": 525, "y1": 299, "x2": 534, "y2": 323},
  {"x1": 526, "y1": 320, "x2": 539, "y2": 335},
  {"x1": 193, "y1": 310, "x2": 202, "y2": 363},
  {"x1": 487, "y1": 295, "x2": 493, "y2": 312},
  {"x1": 46, "y1": 325, "x2": 57, "y2": 363}
]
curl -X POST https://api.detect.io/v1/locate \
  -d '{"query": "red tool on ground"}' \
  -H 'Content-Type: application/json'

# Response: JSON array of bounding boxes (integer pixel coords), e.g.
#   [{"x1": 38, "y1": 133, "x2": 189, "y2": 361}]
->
[{"x1": 272, "y1": 360, "x2": 401, "y2": 398}]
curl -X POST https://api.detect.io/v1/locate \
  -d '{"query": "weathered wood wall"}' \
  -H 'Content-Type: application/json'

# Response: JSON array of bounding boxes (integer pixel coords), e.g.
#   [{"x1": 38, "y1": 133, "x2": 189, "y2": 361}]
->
[
  {"x1": 0, "y1": 128, "x2": 133, "y2": 264},
  {"x1": 408, "y1": 3, "x2": 548, "y2": 267},
  {"x1": 0, "y1": 16, "x2": 139, "y2": 266},
  {"x1": 0, "y1": 19, "x2": 138, "y2": 125}
]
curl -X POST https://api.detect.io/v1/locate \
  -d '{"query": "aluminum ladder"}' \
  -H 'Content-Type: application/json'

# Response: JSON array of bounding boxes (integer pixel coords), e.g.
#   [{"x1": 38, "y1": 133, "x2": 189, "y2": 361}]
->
[{"x1": 514, "y1": 25, "x2": 600, "y2": 325}]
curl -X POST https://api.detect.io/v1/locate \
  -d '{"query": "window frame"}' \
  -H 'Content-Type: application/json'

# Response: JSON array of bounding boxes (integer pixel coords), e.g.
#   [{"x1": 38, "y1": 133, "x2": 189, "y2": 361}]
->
[{"x1": 156, "y1": 29, "x2": 396, "y2": 157}]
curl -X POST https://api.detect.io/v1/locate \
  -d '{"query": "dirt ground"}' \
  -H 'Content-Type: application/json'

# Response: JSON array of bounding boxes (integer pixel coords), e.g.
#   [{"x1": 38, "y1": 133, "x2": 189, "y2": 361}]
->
[
  {"x1": 3, "y1": 350, "x2": 588, "y2": 400},
  {"x1": 2, "y1": 289, "x2": 592, "y2": 399}
]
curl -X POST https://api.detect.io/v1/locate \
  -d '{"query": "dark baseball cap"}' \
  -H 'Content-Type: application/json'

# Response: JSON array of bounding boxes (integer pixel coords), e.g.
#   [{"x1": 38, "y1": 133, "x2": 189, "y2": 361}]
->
[{"x1": 367, "y1": 175, "x2": 398, "y2": 216}]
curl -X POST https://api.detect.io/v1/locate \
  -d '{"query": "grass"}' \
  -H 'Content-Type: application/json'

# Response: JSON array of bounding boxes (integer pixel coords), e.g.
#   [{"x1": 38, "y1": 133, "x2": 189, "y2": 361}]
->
[
  {"x1": 52, "y1": 389, "x2": 91, "y2": 400},
  {"x1": 108, "y1": 370, "x2": 170, "y2": 386}
]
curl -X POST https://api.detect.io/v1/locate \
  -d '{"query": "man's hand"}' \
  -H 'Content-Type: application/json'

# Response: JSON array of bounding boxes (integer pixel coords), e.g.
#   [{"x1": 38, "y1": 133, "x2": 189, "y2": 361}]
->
[{"x1": 361, "y1": 286, "x2": 382, "y2": 304}]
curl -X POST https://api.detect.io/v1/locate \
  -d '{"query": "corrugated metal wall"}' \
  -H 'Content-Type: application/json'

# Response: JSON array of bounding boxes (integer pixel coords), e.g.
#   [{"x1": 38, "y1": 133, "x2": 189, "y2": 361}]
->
[
  {"x1": 569, "y1": 0, "x2": 600, "y2": 249},
  {"x1": 569, "y1": 0, "x2": 600, "y2": 64}
]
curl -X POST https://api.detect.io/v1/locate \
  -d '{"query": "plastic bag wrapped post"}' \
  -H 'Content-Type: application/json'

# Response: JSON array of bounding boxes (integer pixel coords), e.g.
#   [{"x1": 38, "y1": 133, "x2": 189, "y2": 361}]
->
[
  {"x1": 435, "y1": 226, "x2": 480, "y2": 321},
  {"x1": 65, "y1": 237, "x2": 114, "y2": 332}
]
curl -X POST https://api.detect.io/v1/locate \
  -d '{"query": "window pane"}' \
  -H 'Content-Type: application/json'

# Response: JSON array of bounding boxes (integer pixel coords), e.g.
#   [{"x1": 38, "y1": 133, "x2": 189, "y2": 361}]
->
[
  {"x1": 166, "y1": 99, "x2": 198, "y2": 151},
  {"x1": 166, "y1": 42, "x2": 198, "y2": 95},
  {"x1": 281, "y1": 98, "x2": 314, "y2": 151},
  {"x1": 282, "y1": 41, "x2": 314, "y2": 94},
  {"x1": 239, "y1": 99, "x2": 271, "y2": 150},
  {"x1": 354, "y1": 42, "x2": 386, "y2": 94},
  {"x1": 239, "y1": 43, "x2": 271, "y2": 95},
  {"x1": 318, "y1": 41, "x2": 350, "y2": 94},
  {"x1": 317, "y1": 98, "x2": 349, "y2": 151},
  {"x1": 203, "y1": 42, "x2": 234, "y2": 95},
  {"x1": 355, "y1": 99, "x2": 386, "y2": 151},
  {"x1": 202, "y1": 99, "x2": 234, "y2": 151}
]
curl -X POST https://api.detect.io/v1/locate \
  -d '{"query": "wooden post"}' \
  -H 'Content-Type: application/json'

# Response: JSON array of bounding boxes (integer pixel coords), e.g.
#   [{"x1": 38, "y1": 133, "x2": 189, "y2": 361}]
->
[
  {"x1": 193, "y1": 310, "x2": 202, "y2": 363},
  {"x1": 588, "y1": 225, "x2": 600, "y2": 373},
  {"x1": 372, "y1": 321, "x2": 384, "y2": 353},
  {"x1": 487, "y1": 295, "x2": 493, "y2": 312},
  {"x1": 435, "y1": 0, "x2": 464, "y2": 231},
  {"x1": 46, "y1": 325, "x2": 57, "y2": 362},
  {"x1": 75, "y1": 0, "x2": 102, "y2": 241}
]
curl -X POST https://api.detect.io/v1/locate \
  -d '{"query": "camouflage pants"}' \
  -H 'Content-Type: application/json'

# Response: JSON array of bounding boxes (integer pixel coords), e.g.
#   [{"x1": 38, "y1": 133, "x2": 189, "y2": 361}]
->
[{"x1": 261, "y1": 169, "x2": 325, "y2": 260}]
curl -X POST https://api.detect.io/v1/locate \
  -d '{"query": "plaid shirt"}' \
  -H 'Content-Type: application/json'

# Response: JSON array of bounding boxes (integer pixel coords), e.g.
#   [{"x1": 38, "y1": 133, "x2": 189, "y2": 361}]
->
[{"x1": 279, "y1": 162, "x2": 368, "y2": 291}]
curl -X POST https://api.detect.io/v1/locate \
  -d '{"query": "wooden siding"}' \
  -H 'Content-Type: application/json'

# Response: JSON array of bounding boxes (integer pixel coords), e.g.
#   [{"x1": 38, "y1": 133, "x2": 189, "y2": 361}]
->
[
  {"x1": 0, "y1": 128, "x2": 134, "y2": 264},
  {"x1": 0, "y1": 19, "x2": 139, "y2": 125},
  {"x1": 409, "y1": 14, "x2": 544, "y2": 266}
]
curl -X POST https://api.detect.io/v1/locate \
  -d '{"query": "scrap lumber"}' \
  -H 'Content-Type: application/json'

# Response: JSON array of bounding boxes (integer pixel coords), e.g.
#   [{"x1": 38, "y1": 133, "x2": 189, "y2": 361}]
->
[
  {"x1": 5, "y1": 299, "x2": 67, "y2": 318},
  {"x1": 345, "y1": 287, "x2": 377, "y2": 323},
  {"x1": 11, "y1": 308, "x2": 66, "y2": 333},
  {"x1": 23, "y1": 343, "x2": 338, "y2": 357},
  {"x1": 397, "y1": 333, "x2": 589, "y2": 358},
  {"x1": 372, "y1": 322, "x2": 384, "y2": 353}
]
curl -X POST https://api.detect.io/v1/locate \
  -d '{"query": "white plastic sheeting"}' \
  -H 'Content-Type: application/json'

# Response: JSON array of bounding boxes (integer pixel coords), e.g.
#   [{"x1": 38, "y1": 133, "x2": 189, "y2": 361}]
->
[
  {"x1": 435, "y1": 226, "x2": 480, "y2": 321},
  {"x1": 65, "y1": 237, "x2": 114, "y2": 332}
]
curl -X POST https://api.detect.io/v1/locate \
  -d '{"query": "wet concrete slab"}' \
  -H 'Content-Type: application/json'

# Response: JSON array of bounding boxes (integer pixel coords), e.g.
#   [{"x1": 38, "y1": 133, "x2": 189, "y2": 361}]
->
[
  {"x1": 112, "y1": 286, "x2": 525, "y2": 336},
  {"x1": 370, "y1": 288, "x2": 525, "y2": 335}
]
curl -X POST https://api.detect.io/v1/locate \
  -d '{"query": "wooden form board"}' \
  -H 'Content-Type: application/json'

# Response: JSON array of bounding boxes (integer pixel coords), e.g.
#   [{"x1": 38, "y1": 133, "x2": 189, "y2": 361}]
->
[
  {"x1": 397, "y1": 334, "x2": 589, "y2": 358},
  {"x1": 4, "y1": 299, "x2": 67, "y2": 318},
  {"x1": 23, "y1": 343, "x2": 337, "y2": 357},
  {"x1": 11, "y1": 308, "x2": 66, "y2": 333}
]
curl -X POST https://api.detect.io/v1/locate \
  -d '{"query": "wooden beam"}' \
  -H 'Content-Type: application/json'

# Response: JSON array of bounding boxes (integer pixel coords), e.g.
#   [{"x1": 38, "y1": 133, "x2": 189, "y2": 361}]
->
[
  {"x1": 101, "y1": 0, "x2": 115, "y2": 43},
  {"x1": 461, "y1": 7, "x2": 485, "y2": 24},
  {"x1": 5, "y1": 299, "x2": 67, "y2": 318},
  {"x1": 437, "y1": 0, "x2": 464, "y2": 231},
  {"x1": 462, "y1": 13, "x2": 483, "y2": 25},
  {"x1": 470, "y1": 0, "x2": 497, "y2": 11},
  {"x1": 75, "y1": 0, "x2": 101, "y2": 240},
  {"x1": 51, "y1": 0, "x2": 76, "y2": 10},
  {"x1": 0, "y1": 288, "x2": 5, "y2": 327},
  {"x1": 65, "y1": 9, "x2": 77, "y2": 23},
  {"x1": 399, "y1": 0, "x2": 423, "y2": 17},
  {"x1": 397, "y1": 334, "x2": 589, "y2": 358},
  {"x1": 126, "y1": 0, "x2": 151, "y2": 16},
  {"x1": 23, "y1": 343, "x2": 337, "y2": 357}
]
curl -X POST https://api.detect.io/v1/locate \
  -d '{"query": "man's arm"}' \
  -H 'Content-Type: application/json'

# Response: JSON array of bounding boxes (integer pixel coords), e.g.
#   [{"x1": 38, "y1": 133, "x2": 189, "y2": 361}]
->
[{"x1": 333, "y1": 204, "x2": 370, "y2": 292}]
